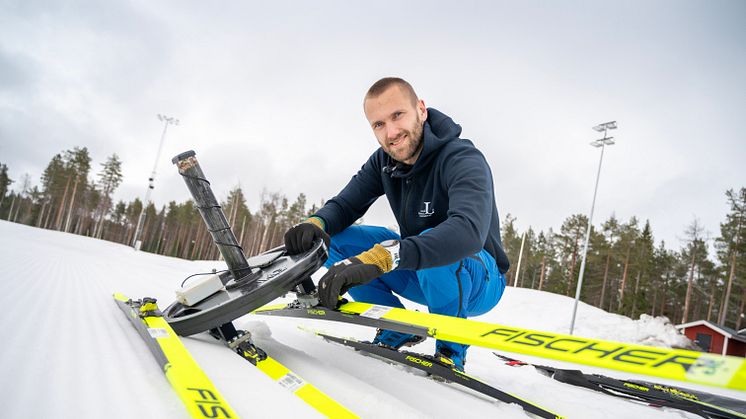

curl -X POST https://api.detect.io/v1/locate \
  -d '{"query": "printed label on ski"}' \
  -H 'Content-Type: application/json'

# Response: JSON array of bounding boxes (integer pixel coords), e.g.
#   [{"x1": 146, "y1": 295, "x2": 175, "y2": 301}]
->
[
  {"x1": 360, "y1": 305, "x2": 391, "y2": 319},
  {"x1": 147, "y1": 328, "x2": 170, "y2": 338},
  {"x1": 277, "y1": 372, "x2": 305, "y2": 392}
]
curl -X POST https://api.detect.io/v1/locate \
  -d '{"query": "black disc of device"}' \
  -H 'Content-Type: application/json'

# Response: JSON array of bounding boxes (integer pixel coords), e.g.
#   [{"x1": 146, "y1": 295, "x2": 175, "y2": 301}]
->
[{"x1": 163, "y1": 240, "x2": 327, "y2": 336}]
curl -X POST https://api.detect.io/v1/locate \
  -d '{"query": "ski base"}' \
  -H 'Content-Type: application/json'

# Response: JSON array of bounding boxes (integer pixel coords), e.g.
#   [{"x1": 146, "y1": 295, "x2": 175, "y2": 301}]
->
[{"x1": 315, "y1": 331, "x2": 564, "y2": 419}]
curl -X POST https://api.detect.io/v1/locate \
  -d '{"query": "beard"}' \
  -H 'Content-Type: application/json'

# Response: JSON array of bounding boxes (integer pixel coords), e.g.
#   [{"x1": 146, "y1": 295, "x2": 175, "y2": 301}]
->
[{"x1": 385, "y1": 114, "x2": 425, "y2": 164}]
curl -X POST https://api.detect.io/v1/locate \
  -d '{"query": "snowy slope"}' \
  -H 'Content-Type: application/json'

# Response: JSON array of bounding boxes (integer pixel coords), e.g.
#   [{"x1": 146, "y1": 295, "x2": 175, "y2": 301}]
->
[{"x1": 0, "y1": 220, "x2": 743, "y2": 419}]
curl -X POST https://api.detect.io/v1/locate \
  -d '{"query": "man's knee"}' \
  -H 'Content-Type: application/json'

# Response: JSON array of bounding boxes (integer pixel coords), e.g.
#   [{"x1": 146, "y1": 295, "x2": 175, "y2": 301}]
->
[
  {"x1": 326, "y1": 225, "x2": 399, "y2": 266},
  {"x1": 415, "y1": 261, "x2": 470, "y2": 316},
  {"x1": 415, "y1": 261, "x2": 462, "y2": 288},
  {"x1": 330, "y1": 225, "x2": 398, "y2": 250}
]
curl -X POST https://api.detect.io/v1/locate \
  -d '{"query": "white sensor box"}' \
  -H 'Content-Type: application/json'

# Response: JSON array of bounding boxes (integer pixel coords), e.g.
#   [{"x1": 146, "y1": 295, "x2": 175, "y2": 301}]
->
[{"x1": 176, "y1": 273, "x2": 223, "y2": 306}]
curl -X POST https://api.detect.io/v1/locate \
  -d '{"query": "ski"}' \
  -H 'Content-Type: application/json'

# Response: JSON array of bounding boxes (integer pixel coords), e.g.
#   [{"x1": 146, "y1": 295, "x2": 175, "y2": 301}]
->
[
  {"x1": 310, "y1": 330, "x2": 565, "y2": 419},
  {"x1": 254, "y1": 300, "x2": 746, "y2": 391},
  {"x1": 116, "y1": 293, "x2": 357, "y2": 418},
  {"x1": 113, "y1": 293, "x2": 238, "y2": 419},
  {"x1": 209, "y1": 322, "x2": 359, "y2": 419},
  {"x1": 494, "y1": 353, "x2": 746, "y2": 419},
  {"x1": 255, "y1": 301, "x2": 431, "y2": 336}
]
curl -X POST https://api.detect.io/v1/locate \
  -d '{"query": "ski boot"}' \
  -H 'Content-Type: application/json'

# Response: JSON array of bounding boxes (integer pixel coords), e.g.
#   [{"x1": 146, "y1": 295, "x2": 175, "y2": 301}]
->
[
  {"x1": 434, "y1": 342, "x2": 466, "y2": 372},
  {"x1": 371, "y1": 328, "x2": 425, "y2": 350}
]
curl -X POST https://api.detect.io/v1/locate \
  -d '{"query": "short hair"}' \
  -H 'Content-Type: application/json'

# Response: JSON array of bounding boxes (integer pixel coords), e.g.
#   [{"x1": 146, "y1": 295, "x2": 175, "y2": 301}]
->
[{"x1": 365, "y1": 77, "x2": 418, "y2": 106}]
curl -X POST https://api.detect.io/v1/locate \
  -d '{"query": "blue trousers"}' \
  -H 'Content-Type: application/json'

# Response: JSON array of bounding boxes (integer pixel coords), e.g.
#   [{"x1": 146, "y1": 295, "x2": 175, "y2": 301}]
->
[{"x1": 325, "y1": 225, "x2": 506, "y2": 356}]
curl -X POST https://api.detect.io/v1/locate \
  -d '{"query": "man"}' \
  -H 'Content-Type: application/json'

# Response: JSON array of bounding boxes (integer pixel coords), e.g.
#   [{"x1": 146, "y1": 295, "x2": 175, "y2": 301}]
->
[{"x1": 284, "y1": 77, "x2": 509, "y2": 371}]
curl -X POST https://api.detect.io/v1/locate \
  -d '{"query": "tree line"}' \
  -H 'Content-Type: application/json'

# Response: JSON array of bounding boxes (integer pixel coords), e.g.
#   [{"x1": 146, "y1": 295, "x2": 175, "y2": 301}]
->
[
  {"x1": 0, "y1": 148, "x2": 320, "y2": 262},
  {"x1": 1, "y1": 148, "x2": 744, "y2": 330},
  {"x1": 500, "y1": 188, "x2": 745, "y2": 331}
]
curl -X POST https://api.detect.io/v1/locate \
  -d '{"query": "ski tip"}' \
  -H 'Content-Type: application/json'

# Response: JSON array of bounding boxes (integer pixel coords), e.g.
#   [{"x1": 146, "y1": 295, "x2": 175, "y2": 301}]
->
[{"x1": 113, "y1": 292, "x2": 128, "y2": 302}]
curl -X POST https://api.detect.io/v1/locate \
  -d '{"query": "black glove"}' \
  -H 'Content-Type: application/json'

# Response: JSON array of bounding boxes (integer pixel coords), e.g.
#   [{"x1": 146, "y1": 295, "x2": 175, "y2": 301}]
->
[
  {"x1": 318, "y1": 257, "x2": 383, "y2": 309},
  {"x1": 284, "y1": 220, "x2": 330, "y2": 255}
]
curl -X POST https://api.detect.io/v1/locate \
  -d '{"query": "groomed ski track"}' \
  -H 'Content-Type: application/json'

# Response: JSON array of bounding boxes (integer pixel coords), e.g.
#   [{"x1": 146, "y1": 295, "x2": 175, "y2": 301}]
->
[{"x1": 1, "y1": 220, "x2": 744, "y2": 418}]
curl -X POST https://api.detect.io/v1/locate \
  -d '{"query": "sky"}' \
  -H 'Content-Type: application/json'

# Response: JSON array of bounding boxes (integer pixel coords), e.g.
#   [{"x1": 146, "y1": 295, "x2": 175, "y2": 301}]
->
[{"x1": 1, "y1": 0, "x2": 745, "y2": 251}]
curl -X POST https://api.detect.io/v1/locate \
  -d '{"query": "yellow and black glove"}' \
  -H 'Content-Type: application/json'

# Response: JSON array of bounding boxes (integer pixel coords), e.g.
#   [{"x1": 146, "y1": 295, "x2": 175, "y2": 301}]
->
[
  {"x1": 284, "y1": 216, "x2": 330, "y2": 255},
  {"x1": 318, "y1": 240, "x2": 399, "y2": 309}
]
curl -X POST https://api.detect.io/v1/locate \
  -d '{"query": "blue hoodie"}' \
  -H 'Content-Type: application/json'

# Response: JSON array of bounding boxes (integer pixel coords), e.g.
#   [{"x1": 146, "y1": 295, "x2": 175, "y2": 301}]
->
[{"x1": 314, "y1": 108, "x2": 510, "y2": 274}]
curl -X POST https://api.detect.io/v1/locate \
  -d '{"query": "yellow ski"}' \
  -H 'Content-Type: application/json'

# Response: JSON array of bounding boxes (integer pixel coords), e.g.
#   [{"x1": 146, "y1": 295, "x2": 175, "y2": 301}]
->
[
  {"x1": 252, "y1": 352, "x2": 358, "y2": 418},
  {"x1": 222, "y1": 324, "x2": 359, "y2": 418},
  {"x1": 114, "y1": 293, "x2": 238, "y2": 418},
  {"x1": 255, "y1": 301, "x2": 746, "y2": 392},
  {"x1": 117, "y1": 293, "x2": 358, "y2": 418}
]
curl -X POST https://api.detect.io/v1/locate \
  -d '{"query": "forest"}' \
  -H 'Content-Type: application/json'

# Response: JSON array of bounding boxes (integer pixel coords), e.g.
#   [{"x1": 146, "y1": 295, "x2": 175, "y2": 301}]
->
[{"x1": 1, "y1": 147, "x2": 744, "y2": 331}]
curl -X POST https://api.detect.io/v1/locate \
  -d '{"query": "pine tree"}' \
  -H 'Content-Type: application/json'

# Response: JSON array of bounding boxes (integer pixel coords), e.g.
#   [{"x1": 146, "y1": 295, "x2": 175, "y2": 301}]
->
[
  {"x1": 57, "y1": 147, "x2": 92, "y2": 232},
  {"x1": 77, "y1": 182, "x2": 100, "y2": 235},
  {"x1": 597, "y1": 215, "x2": 620, "y2": 309},
  {"x1": 629, "y1": 221, "x2": 655, "y2": 318},
  {"x1": 39, "y1": 154, "x2": 66, "y2": 228},
  {"x1": 681, "y1": 218, "x2": 707, "y2": 323},
  {"x1": 0, "y1": 163, "x2": 12, "y2": 216},
  {"x1": 500, "y1": 214, "x2": 522, "y2": 286},
  {"x1": 557, "y1": 214, "x2": 588, "y2": 296},
  {"x1": 110, "y1": 201, "x2": 127, "y2": 241},
  {"x1": 12, "y1": 173, "x2": 32, "y2": 223},
  {"x1": 650, "y1": 241, "x2": 675, "y2": 318},
  {"x1": 124, "y1": 198, "x2": 143, "y2": 245},
  {"x1": 287, "y1": 193, "x2": 308, "y2": 226},
  {"x1": 582, "y1": 224, "x2": 608, "y2": 306},
  {"x1": 716, "y1": 188, "x2": 746, "y2": 327},
  {"x1": 223, "y1": 185, "x2": 252, "y2": 251},
  {"x1": 616, "y1": 218, "x2": 641, "y2": 313},
  {"x1": 534, "y1": 231, "x2": 555, "y2": 291},
  {"x1": 93, "y1": 154, "x2": 124, "y2": 238}
]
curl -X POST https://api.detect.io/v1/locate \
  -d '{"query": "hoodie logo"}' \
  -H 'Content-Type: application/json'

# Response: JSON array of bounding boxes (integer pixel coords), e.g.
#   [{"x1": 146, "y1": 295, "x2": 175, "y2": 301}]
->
[{"x1": 418, "y1": 201, "x2": 435, "y2": 218}]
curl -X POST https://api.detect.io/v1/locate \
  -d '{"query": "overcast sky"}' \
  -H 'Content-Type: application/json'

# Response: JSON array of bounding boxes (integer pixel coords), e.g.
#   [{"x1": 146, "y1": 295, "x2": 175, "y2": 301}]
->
[{"x1": 1, "y1": 0, "x2": 744, "y2": 250}]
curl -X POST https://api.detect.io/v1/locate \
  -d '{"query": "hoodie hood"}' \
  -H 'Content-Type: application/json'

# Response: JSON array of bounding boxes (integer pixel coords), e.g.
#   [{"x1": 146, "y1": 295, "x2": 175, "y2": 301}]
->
[{"x1": 385, "y1": 107, "x2": 462, "y2": 178}]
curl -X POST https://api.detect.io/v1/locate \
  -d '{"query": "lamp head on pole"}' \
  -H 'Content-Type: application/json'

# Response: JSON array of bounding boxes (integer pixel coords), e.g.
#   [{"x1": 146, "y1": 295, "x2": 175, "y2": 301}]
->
[
  {"x1": 591, "y1": 121, "x2": 618, "y2": 147},
  {"x1": 592, "y1": 121, "x2": 617, "y2": 132},
  {"x1": 157, "y1": 114, "x2": 179, "y2": 126},
  {"x1": 590, "y1": 137, "x2": 615, "y2": 147}
]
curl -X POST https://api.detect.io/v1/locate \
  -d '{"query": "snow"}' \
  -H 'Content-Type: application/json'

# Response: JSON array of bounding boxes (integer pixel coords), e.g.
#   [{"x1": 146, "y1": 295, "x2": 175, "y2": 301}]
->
[{"x1": 0, "y1": 219, "x2": 743, "y2": 419}]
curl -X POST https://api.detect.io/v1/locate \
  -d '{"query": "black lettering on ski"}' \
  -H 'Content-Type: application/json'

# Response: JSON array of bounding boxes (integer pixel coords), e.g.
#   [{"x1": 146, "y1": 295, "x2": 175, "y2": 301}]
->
[
  {"x1": 573, "y1": 342, "x2": 623, "y2": 358},
  {"x1": 480, "y1": 327, "x2": 521, "y2": 339},
  {"x1": 612, "y1": 349, "x2": 666, "y2": 366},
  {"x1": 545, "y1": 338, "x2": 586, "y2": 352}
]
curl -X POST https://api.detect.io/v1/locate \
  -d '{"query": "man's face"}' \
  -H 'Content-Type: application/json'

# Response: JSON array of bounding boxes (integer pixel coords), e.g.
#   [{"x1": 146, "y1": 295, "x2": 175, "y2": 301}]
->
[{"x1": 364, "y1": 85, "x2": 428, "y2": 165}]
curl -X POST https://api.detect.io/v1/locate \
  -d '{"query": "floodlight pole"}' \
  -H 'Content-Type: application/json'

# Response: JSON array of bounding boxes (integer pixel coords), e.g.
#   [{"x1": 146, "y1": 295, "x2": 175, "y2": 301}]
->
[
  {"x1": 513, "y1": 231, "x2": 527, "y2": 287},
  {"x1": 132, "y1": 114, "x2": 179, "y2": 250},
  {"x1": 569, "y1": 121, "x2": 617, "y2": 335}
]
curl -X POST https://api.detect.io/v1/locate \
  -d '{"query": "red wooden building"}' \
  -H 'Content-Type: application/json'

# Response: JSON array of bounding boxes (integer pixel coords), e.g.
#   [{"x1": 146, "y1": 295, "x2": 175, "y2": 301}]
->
[{"x1": 676, "y1": 320, "x2": 746, "y2": 357}]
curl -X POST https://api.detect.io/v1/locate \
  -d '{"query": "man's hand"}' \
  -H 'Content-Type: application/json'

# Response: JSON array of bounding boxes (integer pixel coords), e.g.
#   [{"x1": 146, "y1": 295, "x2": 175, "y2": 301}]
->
[
  {"x1": 284, "y1": 216, "x2": 330, "y2": 255},
  {"x1": 318, "y1": 258, "x2": 382, "y2": 308},
  {"x1": 317, "y1": 243, "x2": 396, "y2": 308}
]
